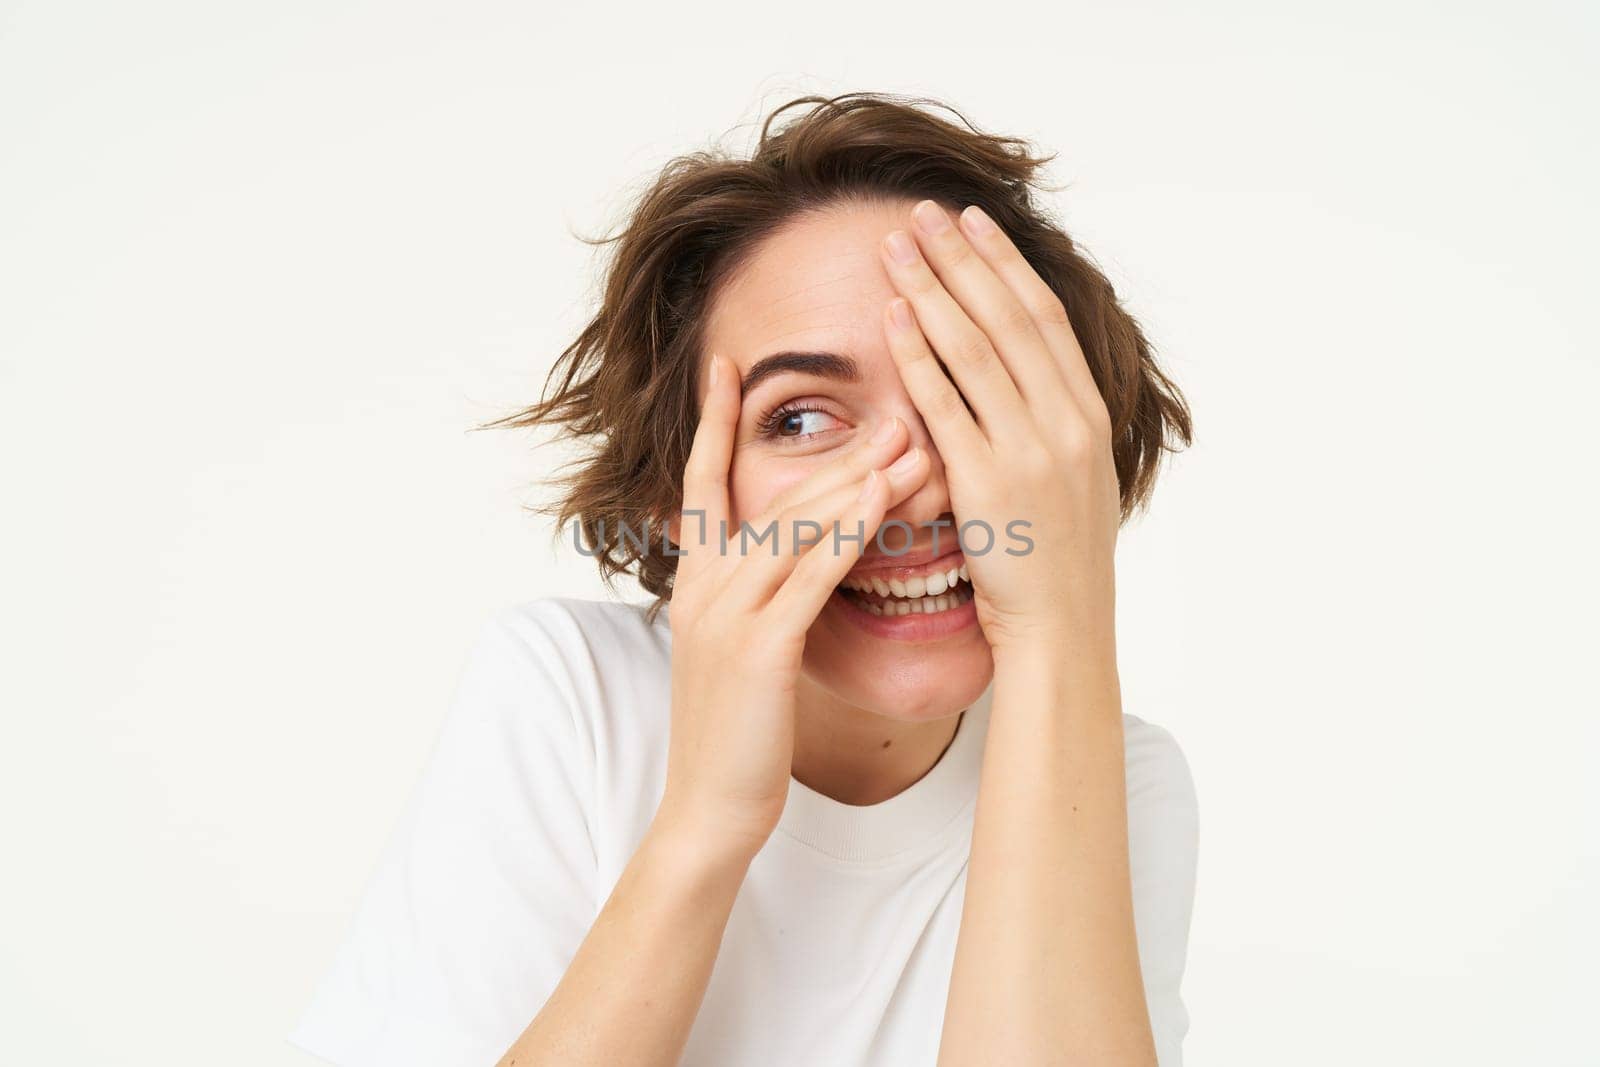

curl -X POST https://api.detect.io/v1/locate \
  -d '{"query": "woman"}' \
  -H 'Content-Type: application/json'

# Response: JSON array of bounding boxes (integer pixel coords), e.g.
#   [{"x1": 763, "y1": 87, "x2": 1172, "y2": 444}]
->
[{"x1": 290, "y1": 91, "x2": 1199, "y2": 1066}]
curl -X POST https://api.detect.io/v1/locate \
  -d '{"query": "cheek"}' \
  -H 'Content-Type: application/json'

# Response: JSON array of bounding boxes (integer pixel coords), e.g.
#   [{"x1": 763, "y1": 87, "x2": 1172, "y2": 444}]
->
[{"x1": 728, "y1": 456, "x2": 815, "y2": 524}]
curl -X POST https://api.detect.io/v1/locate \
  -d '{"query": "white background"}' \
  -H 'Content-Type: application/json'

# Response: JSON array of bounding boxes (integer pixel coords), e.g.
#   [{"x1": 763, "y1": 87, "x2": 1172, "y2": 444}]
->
[{"x1": 3, "y1": 1, "x2": 1595, "y2": 1063}]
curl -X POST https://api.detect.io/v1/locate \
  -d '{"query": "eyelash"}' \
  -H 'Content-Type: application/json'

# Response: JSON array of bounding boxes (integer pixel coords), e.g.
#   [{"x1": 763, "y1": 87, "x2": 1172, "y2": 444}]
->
[{"x1": 755, "y1": 401, "x2": 839, "y2": 442}]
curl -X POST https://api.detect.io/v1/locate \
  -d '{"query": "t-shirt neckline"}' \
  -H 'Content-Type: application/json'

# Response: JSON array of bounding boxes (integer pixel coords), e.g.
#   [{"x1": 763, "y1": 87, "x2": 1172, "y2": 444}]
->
[{"x1": 774, "y1": 684, "x2": 992, "y2": 863}]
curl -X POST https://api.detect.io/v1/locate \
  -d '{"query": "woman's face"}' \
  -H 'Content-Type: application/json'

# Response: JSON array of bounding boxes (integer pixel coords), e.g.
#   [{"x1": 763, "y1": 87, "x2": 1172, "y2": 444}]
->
[{"x1": 699, "y1": 197, "x2": 994, "y2": 722}]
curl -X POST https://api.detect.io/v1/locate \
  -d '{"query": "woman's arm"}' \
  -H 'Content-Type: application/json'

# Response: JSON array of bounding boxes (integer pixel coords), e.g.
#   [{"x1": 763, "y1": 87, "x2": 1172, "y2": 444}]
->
[
  {"x1": 493, "y1": 811, "x2": 752, "y2": 1066},
  {"x1": 496, "y1": 353, "x2": 933, "y2": 1066},
  {"x1": 877, "y1": 199, "x2": 1160, "y2": 1064},
  {"x1": 941, "y1": 635, "x2": 1154, "y2": 1065}
]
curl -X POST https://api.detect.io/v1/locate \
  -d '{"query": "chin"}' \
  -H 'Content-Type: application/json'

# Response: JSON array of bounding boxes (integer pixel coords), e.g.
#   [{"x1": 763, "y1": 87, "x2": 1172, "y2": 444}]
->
[{"x1": 800, "y1": 589, "x2": 995, "y2": 721}]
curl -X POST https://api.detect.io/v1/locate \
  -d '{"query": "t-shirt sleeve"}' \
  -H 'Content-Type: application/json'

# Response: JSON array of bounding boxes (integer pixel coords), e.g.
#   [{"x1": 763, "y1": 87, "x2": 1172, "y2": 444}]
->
[
  {"x1": 1125, "y1": 719, "x2": 1201, "y2": 1067},
  {"x1": 288, "y1": 603, "x2": 600, "y2": 1067}
]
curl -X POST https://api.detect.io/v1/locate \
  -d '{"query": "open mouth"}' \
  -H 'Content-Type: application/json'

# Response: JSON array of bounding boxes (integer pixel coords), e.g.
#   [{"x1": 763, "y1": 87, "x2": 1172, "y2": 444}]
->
[{"x1": 835, "y1": 559, "x2": 974, "y2": 617}]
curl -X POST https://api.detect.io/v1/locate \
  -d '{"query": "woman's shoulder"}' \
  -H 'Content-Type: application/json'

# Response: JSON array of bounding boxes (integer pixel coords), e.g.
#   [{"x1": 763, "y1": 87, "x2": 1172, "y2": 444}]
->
[
  {"x1": 488, "y1": 594, "x2": 669, "y2": 652},
  {"x1": 1120, "y1": 713, "x2": 1192, "y2": 774},
  {"x1": 1120, "y1": 712, "x2": 1200, "y2": 842},
  {"x1": 477, "y1": 595, "x2": 672, "y2": 675},
  {"x1": 464, "y1": 594, "x2": 674, "y2": 734}
]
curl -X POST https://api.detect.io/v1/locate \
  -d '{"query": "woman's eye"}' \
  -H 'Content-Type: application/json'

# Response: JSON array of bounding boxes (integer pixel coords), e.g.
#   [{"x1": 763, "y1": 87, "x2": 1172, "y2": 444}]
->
[
  {"x1": 759, "y1": 404, "x2": 842, "y2": 441},
  {"x1": 777, "y1": 410, "x2": 835, "y2": 436}
]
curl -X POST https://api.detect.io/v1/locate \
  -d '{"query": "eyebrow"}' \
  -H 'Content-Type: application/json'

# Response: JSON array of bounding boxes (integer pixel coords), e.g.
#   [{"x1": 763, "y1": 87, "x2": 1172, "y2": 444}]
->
[{"x1": 738, "y1": 351, "x2": 861, "y2": 399}]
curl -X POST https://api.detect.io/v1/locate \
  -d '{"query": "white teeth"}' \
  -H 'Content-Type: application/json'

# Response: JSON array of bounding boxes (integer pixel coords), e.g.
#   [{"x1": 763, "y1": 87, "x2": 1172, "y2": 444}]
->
[
  {"x1": 840, "y1": 562, "x2": 976, "y2": 606},
  {"x1": 847, "y1": 583, "x2": 973, "y2": 616}
]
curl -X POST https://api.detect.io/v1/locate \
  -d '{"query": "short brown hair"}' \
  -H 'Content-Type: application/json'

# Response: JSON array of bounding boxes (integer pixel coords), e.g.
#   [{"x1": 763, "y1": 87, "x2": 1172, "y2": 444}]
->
[{"x1": 479, "y1": 91, "x2": 1193, "y2": 607}]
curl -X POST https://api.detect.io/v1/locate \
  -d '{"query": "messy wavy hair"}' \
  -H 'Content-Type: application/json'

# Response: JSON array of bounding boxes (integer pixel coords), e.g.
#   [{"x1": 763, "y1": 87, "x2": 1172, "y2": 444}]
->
[{"x1": 479, "y1": 91, "x2": 1193, "y2": 609}]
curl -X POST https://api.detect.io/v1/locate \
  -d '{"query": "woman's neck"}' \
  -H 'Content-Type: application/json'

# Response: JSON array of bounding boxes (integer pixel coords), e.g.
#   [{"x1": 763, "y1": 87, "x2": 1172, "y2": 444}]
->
[{"x1": 790, "y1": 676, "x2": 964, "y2": 806}]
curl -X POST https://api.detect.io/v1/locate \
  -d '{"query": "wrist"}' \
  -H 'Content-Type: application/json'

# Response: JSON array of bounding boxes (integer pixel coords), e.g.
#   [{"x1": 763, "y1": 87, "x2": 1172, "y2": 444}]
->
[
  {"x1": 649, "y1": 796, "x2": 768, "y2": 876},
  {"x1": 990, "y1": 614, "x2": 1116, "y2": 673},
  {"x1": 990, "y1": 627, "x2": 1122, "y2": 714},
  {"x1": 985, "y1": 578, "x2": 1115, "y2": 661},
  {"x1": 621, "y1": 809, "x2": 755, "y2": 933}
]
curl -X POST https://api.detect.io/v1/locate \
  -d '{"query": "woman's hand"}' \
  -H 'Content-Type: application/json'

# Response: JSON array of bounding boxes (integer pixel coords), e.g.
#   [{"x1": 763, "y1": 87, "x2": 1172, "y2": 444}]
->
[
  {"x1": 504, "y1": 374, "x2": 930, "y2": 1064},
  {"x1": 879, "y1": 203, "x2": 1158, "y2": 1064},
  {"x1": 657, "y1": 354, "x2": 932, "y2": 861},
  {"x1": 878, "y1": 199, "x2": 1122, "y2": 658}
]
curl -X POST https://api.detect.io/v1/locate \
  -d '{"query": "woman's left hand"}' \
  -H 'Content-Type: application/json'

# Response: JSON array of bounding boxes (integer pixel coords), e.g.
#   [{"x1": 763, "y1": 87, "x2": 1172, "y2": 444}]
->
[{"x1": 878, "y1": 199, "x2": 1122, "y2": 657}]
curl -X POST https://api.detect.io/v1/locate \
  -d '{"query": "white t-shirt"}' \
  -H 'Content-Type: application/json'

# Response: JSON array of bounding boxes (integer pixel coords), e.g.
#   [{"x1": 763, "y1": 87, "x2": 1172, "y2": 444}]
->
[{"x1": 289, "y1": 596, "x2": 1200, "y2": 1066}]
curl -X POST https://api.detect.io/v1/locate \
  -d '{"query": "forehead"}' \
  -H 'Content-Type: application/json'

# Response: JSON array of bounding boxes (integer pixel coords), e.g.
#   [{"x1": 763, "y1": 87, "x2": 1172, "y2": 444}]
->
[{"x1": 703, "y1": 197, "x2": 915, "y2": 374}]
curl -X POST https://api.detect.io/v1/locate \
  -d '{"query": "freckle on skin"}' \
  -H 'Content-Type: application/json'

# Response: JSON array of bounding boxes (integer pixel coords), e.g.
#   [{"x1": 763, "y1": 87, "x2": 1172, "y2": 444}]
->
[{"x1": 882, "y1": 739, "x2": 892, "y2": 748}]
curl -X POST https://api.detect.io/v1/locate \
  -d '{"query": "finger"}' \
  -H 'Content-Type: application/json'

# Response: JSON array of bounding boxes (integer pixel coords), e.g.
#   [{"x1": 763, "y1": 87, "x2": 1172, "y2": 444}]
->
[
  {"x1": 767, "y1": 466, "x2": 902, "y2": 627},
  {"x1": 756, "y1": 414, "x2": 910, "y2": 520},
  {"x1": 880, "y1": 220, "x2": 1030, "y2": 441},
  {"x1": 882, "y1": 297, "x2": 990, "y2": 464},
  {"x1": 728, "y1": 445, "x2": 932, "y2": 609},
  {"x1": 905, "y1": 199, "x2": 1077, "y2": 417},
  {"x1": 677, "y1": 352, "x2": 739, "y2": 578},
  {"x1": 956, "y1": 204, "x2": 1109, "y2": 427}
]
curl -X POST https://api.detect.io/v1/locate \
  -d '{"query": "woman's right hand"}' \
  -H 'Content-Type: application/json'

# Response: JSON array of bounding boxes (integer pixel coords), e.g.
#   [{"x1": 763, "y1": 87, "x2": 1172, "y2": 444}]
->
[{"x1": 656, "y1": 353, "x2": 932, "y2": 862}]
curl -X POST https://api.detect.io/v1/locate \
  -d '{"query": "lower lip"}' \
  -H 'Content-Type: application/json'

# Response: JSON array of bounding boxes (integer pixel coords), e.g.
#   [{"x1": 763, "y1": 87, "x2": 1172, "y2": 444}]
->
[{"x1": 829, "y1": 587, "x2": 981, "y2": 641}]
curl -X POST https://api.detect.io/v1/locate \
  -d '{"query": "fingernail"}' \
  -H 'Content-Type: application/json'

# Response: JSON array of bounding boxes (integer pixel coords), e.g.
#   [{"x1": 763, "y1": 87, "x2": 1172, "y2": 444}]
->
[
  {"x1": 870, "y1": 415, "x2": 900, "y2": 445},
  {"x1": 886, "y1": 447, "x2": 921, "y2": 479},
  {"x1": 961, "y1": 205, "x2": 997, "y2": 237},
  {"x1": 884, "y1": 230, "x2": 918, "y2": 265},
  {"x1": 708, "y1": 354, "x2": 720, "y2": 387},
  {"x1": 914, "y1": 200, "x2": 951, "y2": 235},
  {"x1": 889, "y1": 298, "x2": 914, "y2": 332},
  {"x1": 857, "y1": 469, "x2": 880, "y2": 502}
]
